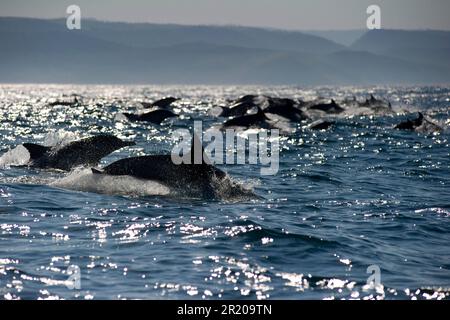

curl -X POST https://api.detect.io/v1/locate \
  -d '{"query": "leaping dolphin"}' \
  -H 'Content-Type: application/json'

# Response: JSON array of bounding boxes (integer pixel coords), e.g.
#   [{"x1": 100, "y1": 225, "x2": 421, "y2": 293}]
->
[
  {"x1": 22, "y1": 134, "x2": 135, "y2": 171},
  {"x1": 91, "y1": 135, "x2": 232, "y2": 199}
]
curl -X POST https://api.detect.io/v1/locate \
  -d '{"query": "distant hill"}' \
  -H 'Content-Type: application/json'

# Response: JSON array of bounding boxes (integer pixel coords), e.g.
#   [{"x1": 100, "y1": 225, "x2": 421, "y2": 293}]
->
[
  {"x1": 0, "y1": 17, "x2": 344, "y2": 54},
  {"x1": 352, "y1": 29, "x2": 450, "y2": 68},
  {"x1": 0, "y1": 17, "x2": 449, "y2": 85},
  {"x1": 304, "y1": 30, "x2": 366, "y2": 46}
]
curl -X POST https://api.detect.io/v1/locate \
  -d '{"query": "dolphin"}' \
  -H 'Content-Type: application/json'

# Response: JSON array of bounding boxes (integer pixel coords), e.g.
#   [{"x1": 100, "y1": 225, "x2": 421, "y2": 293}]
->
[
  {"x1": 218, "y1": 95, "x2": 307, "y2": 121},
  {"x1": 308, "y1": 100, "x2": 344, "y2": 114},
  {"x1": 394, "y1": 112, "x2": 442, "y2": 133},
  {"x1": 223, "y1": 107, "x2": 271, "y2": 129},
  {"x1": 123, "y1": 109, "x2": 176, "y2": 124},
  {"x1": 360, "y1": 95, "x2": 391, "y2": 109},
  {"x1": 395, "y1": 112, "x2": 424, "y2": 130},
  {"x1": 22, "y1": 134, "x2": 135, "y2": 171},
  {"x1": 264, "y1": 97, "x2": 308, "y2": 122},
  {"x1": 218, "y1": 95, "x2": 265, "y2": 117},
  {"x1": 141, "y1": 97, "x2": 179, "y2": 109},
  {"x1": 90, "y1": 135, "x2": 229, "y2": 199},
  {"x1": 48, "y1": 97, "x2": 79, "y2": 107}
]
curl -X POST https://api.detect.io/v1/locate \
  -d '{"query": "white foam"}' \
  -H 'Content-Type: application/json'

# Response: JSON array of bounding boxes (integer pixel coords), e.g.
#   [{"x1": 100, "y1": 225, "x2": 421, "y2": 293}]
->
[
  {"x1": 39, "y1": 130, "x2": 80, "y2": 148},
  {"x1": 51, "y1": 168, "x2": 171, "y2": 197},
  {"x1": 0, "y1": 130, "x2": 80, "y2": 167},
  {"x1": 210, "y1": 174, "x2": 258, "y2": 202}
]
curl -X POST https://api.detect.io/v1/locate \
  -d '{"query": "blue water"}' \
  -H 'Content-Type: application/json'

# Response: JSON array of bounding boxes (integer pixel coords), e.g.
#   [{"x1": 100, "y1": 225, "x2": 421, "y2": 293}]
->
[{"x1": 0, "y1": 84, "x2": 449, "y2": 300}]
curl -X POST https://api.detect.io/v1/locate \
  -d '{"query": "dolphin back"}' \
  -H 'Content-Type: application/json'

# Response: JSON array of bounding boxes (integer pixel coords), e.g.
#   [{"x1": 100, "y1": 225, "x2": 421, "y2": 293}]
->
[{"x1": 22, "y1": 143, "x2": 51, "y2": 160}]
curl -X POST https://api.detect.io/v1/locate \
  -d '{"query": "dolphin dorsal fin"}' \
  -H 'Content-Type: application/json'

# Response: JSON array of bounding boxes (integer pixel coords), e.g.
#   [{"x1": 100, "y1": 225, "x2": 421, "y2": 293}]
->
[{"x1": 22, "y1": 143, "x2": 51, "y2": 160}]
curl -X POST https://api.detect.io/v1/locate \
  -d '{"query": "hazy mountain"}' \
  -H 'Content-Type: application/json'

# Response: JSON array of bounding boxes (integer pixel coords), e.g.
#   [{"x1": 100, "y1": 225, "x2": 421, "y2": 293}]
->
[
  {"x1": 0, "y1": 17, "x2": 449, "y2": 85},
  {"x1": 304, "y1": 30, "x2": 366, "y2": 46},
  {"x1": 0, "y1": 17, "x2": 344, "y2": 53},
  {"x1": 352, "y1": 29, "x2": 450, "y2": 68}
]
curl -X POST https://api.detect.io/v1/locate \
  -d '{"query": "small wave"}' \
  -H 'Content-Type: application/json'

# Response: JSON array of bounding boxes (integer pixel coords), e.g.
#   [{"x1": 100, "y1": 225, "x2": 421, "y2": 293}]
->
[
  {"x1": 222, "y1": 219, "x2": 339, "y2": 247},
  {"x1": 300, "y1": 172, "x2": 342, "y2": 185}
]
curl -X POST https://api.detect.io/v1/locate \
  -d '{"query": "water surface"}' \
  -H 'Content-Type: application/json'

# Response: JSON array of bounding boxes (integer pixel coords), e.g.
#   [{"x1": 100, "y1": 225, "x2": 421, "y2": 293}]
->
[{"x1": 0, "y1": 84, "x2": 449, "y2": 300}]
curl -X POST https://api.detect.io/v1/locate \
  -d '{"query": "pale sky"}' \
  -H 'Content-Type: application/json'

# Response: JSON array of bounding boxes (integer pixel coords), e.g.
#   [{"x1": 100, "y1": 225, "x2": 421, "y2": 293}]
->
[{"x1": 1, "y1": 0, "x2": 450, "y2": 30}]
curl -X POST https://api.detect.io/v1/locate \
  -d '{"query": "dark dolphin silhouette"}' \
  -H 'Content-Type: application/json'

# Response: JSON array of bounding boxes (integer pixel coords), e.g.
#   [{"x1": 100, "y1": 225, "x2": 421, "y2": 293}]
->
[
  {"x1": 264, "y1": 97, "x2": 308, "y2": 122},
  {"x1": 395, "y1": 112, "x2": 424, "y2": 130},
  {"x1": 360, "y1": 94, "x2": 392, "y2": 110},
  {"x1": 123, "y1": 109, "x2": 176, "y2": 124},
  {"x1": 141, "y1": 97, "x2": 179, "y2": 109},
  {"x1": 218, "y1": 95, "x2": 307, "y2": 122},
  {"x1": 91, "y1": 135, "x2": 229, "y2": 199},
  {"x1": 309, "y1": 100, "x2": 344, "y2": 114},
  {"x1": 223, "y1": 107, "x2": 270, "y2": 129},
  {"x1": 394, "y1": 112, "x2": 443, "y2": 133},
  {"x1": 48, "y1": 97, "x2": 79, "y2": 107},
  {"x1": 219, "y1": 95, "x2": 263, "y2": 117},
  {"x1": 22, "y1": 134, "x2": 135, "y2": 171}
]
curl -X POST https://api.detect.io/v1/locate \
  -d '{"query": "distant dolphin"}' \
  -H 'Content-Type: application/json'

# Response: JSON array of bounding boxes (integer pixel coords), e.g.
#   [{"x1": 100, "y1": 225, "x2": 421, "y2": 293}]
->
[
  {"x1": 360, "y1": 94, "x2": 392, "y2": 110},
  {"x1": 308, "y1": 100, "x2": 344, "y2": 114},
  {"x1": 218, "y1": 95, "x2": 307, "y2": 122},
  {"x1": 223, "y1": 107, "x2": 271, "y2": 129},
  {"x1": 141, "y1": 97, "x2": 179, "y2": 109},
  {"x1": 22, "y1": 134, "x2": 135, "y2": 171},
  {"x1": 48, "y1": 97, "x2": 79, "y2": 107},
  {"x1": 91, "y1": 135, "x2": 230, "y2": 199},
  {"x1": 123, "y1": 109, "x2": 176, "y2": 124},
  {"x1": 394, "y1": 112, "x2": 442, "y2": 133},
  {"x1": 264, "y1": 97, "x2": 308, "y2": 122},
  {"x1": 218, "y1": 95, "x2": 264, "y2": 117},
  {"x1": 395, "y1": 112, "x2": 424, "y2": 130}
]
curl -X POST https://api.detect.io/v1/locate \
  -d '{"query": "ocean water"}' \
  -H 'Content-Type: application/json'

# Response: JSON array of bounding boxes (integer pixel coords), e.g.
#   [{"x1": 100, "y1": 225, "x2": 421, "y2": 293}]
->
[{"x1": 0, "y1": 84, "x2": 449, "y2": 300}]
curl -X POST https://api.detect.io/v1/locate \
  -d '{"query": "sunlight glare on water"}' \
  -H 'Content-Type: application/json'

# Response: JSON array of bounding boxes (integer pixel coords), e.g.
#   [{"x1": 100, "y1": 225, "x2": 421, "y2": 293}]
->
[{"x1": 0, "y1": 84, "x2": 449, "y2": 300}]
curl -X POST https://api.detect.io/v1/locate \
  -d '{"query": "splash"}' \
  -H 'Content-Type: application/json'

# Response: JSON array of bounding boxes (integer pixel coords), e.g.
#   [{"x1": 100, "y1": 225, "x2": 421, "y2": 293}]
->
[
  {"x1": 40, "y1": 130, "x2": 80, "y2": 148},
  {"x1": 0, "y1": 145, "x2": 30, "y2": 167},
  {"x1": 0, "y1": 130, "x2": 81, "y2": 168},
  {"x1": 209, "y1": 174, "x2": 259, "y2": 202},
  {"x1": 51, "y1": 168, "x2": 171, "y2": 197}
]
